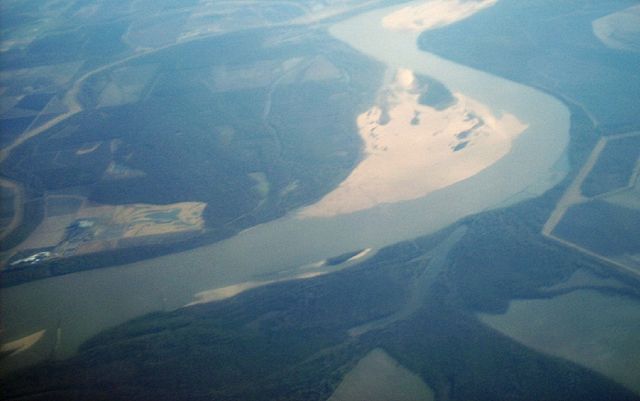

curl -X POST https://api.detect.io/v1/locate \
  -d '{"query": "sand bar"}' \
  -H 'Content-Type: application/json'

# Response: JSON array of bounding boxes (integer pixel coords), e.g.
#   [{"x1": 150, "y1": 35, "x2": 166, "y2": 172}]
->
[
  {"x1": 382, "y1": 0, "x2": 496, "y2": 32},
  {"x1": 299, "y1": 0, "x2": 520, "y2": 217},
  {"x1": 299, "y1": 68, "x2": 526, "y2": 217},
  {"x1": 1, "y1": 330, "x2": 46, "y2": 357},
  {"x1": 0, "y1": 0, "x2": 569, "y2": 372},
  {"x1": 592, "y1": 5, "x2": 640, "y2": 52}
]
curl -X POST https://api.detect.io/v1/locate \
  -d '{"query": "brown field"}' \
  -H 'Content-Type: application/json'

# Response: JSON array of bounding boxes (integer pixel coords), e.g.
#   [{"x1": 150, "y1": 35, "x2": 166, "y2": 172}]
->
[{"x1": 2, "y1": 200, "x2": 206, "y2": 267}]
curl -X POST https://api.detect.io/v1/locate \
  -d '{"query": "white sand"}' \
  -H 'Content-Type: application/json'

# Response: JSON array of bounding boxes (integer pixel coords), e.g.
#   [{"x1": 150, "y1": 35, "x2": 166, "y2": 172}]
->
[
  {"x1": 345, "y1": 248, "x2": 373, "y2": 263},
  {"x1": 298, "y1": 68, "x2": 526, "y2": 218},
  {"x1": 184, "y1": 271, "x2": 326, "y2": 306},
  {"x1": 382, "y1": 0, "x2": 497, "y2": 32}
]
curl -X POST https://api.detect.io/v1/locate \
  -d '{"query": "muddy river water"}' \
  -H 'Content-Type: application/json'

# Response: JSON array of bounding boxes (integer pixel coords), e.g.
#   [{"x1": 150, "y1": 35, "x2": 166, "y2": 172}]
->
[{"x1": 1, "y1": 1, "x2": 569, "y2": 372}]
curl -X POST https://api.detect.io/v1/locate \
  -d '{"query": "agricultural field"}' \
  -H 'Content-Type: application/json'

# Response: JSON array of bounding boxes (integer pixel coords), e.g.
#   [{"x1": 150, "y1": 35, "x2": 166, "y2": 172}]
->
[
  {"x1": 545, "y1": 132, "x2": 640, "y2": 275},
  {"x1": 5, "y1": 198, "x2": 205, "y2": 269},
  {"x1": 0, "y1": 0, "x2": 387, "y2": 281},
  {"x1": 2, "y1": 0, "x2": 640, "y2": 400}
]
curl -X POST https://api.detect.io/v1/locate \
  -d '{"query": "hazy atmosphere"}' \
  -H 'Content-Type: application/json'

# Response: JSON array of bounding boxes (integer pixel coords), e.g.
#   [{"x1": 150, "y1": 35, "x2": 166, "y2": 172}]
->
[{"x1": 1, "y1": 0, "x2": 639, "y2": 400}]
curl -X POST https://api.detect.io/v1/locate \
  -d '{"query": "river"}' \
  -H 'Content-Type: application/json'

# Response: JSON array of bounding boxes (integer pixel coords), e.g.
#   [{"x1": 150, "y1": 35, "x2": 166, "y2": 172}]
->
[{"x1": 0, "y1": 0, "x2": 569, "y2": 372}]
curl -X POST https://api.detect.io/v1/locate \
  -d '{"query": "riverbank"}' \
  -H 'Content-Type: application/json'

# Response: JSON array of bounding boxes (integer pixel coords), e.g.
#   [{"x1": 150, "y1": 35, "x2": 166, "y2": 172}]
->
[{"x1": 1, "y1": 0, "x2": 569, "y2": 373}]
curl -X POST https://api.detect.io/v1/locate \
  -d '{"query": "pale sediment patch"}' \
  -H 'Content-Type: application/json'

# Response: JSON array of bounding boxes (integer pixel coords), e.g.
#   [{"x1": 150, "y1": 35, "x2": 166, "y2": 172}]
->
[
  {"x1": 1, "y1": 330, "x2": 46, "y2": 357},
  {"x1": 592, "y1": 5, "x2": 640, "y2": 52},
  {"x1": 185, "y1": 281, "x2": 276, "y2": 306},
  {"x1": 345, "y1": 248, "x2": 373, "y2": 263},
  {"x1": 184, "y1": 248, "x2": 376, "y2": 306},
  {"x1": 479, "y1": 290, "x2": 640, "y2": 395},
  {"x1": 382, "y1": 0, "x2": 497, "y2": 32},
  {"x1": 184, "y1": 271, "x2": 327, "y2": 307},
  {"x1": 299, "y1": 259, "x2": 328, "y2": 270},
  {"x1": 298, "y1": 248, "x2": 373, "y2": 270},
  {"x1": 298, "y1": 69, "x2": 527, "y2": 218},
  {"x1": 75, "y1": 142, "x2": 101, "y2": 155}
]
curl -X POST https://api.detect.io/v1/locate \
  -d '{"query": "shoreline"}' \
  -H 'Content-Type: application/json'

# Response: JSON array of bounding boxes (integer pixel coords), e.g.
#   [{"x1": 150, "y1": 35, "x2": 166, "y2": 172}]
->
[
  {"x1": 0, "y1": 0, "x2": 570, "y2": 373},
  {"x1": 298, "y1": 67, "x2": 527, "y2": 218}
]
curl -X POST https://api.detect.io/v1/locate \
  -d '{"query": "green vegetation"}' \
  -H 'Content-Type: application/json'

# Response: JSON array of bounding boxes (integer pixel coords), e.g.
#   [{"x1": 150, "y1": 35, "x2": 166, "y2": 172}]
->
[
  {"x1": 554, "y1": 200, "x2": 640, "y2": 257},
  {"x1": 0, "y1": 198, "x2": 44, "y2": 252},
  {"x1": 0, "y1": 118, "x2": 34, "y2": 147},
  {"x1": 1, "y1": 26, "x2": 384, "y2": 283},
  {"x1": 415, "y1": 74, "x2": 456, "y2": 110},
  {"x1": 6, "y1": 21, "x2": 130, "y2": 69},
  {"x1": 4, "y1": 209, "x2": 640, "y2": 400},
  {"x1": 377, "y1": 303, "x2": 635, "y2": 401},
  {"x1": 3, "y1": 1, "x2": 640, "y2": 399},
  {"x1": 3, "y1": 103, "x2": 639, "y2": 393},
  {"x1": 418, "y1": 0, "x2": 640, "y2": 133},
  {"x1": 581, "y1": 135, "x2": 640, "y2": 197}
]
